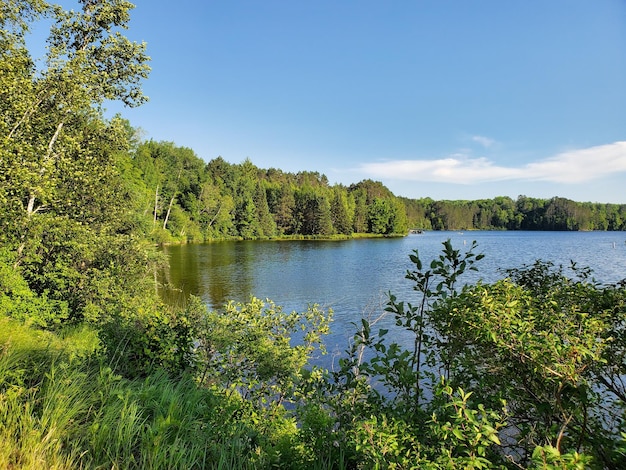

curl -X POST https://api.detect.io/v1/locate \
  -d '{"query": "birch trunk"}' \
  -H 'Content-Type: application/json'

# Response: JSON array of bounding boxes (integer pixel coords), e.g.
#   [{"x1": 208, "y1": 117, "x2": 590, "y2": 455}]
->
[
  {"x1": 163, "y1": 193, "x2": 176, "y2": 230},
  {"x1": 153, "y1": 185, "x2": 159, "y2": 226},
  {"x1": 24, "y1": 120, "x2": 64, "y2": 218}
]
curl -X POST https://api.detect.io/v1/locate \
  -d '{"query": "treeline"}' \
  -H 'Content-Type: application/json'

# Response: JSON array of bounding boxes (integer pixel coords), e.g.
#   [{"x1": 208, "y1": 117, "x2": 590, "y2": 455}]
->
[
  {"x1": 403, "y1": 195, "x2": 626, "y2": 231},
  {"x1": 128, "y1": 140, "x2": 626, "y2": 243},
  {"x1": 130, "y1": 140, "x2": 408, "y2": 242}
]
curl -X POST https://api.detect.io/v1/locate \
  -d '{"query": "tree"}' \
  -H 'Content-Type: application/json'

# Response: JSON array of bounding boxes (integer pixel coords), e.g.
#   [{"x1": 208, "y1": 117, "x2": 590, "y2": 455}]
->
[
  {"x1": 402, "y1": 197, "x2": 432, "y2": 230},
  {"x1": 1, "y1": 0, "x2": 149, "y2": 251},
  {"x1": 0, "y1": 0, "x2": 152, "y2": 326},
  {"x1": 350, "y1": 188, "x2": 368, "y2": 233},
  {"x1": 331, "y1": 187, "x2": 353, "y2": 235},
  {"x1": 197, "y1": 180, "x2": 234, "y2": 238},
  {"x1": 135, "y1": 141, "x2": 205, "y2": 238},
  {"x1": 233, "y1": 159, "x2": 261, "y2": 238},
  {"x1": 390, "y1": 197, "x2": 408, "y2": 234},
  {"x1": 367, "y1": 198, "x2": 394, "y2": 234},
  {"x1": 267, "y1": 183, "x2": 296, "y2": 235},
  {"x1": 294, "y1": 187, "x2": 333, "y2": 236},
  {"x1": 366, "y1": 197, "x2": 407, "y2": 235},
  {"x1": 349, "y1": 179, "x2": 394, "y2": 203},
  {"x1": 253, "y1": 181, "x2": 276, "y2": 237}
]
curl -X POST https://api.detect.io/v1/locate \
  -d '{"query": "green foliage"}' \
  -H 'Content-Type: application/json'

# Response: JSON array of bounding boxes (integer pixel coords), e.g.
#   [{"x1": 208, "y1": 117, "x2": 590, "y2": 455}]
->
[
  {"x1": 0, "y1": 0, "x2": 200, "y2": 379},
  {"x1": 0, "y1": 248, "x2": 69, "y2": 328},
  {"x1": 530, "y1": 445, "x2": 593, "y2": 470},
  {"x1": 122, "y1": 137, "x2": 626, "y2": 242},
  {"x1": 1, "y1": 0, "x2": 149, "y2": 240},
  {"x1": 303, "y1": 240, "x2": 506, "y2": 468},
  {"x1": 0, "y1": 0, "x2": 160, "y2": 334},
  {"x1": 195, "y1": 297, "x2": 331, "y2": 408},
  {"x1": 427, "y1": 384, "x2": 506, "y2": 469},
  {"x1": 126, "y1": 144, "x2": 626, "y2": 241},
  {"x1": 127, "y1": 146, "x2": 416, "y2": 241},
  {"x1": 99, "y1": 293, "x2": 203, "y2": 377},
  {"x1": 368, "y1": 198, "x2": 395, "y2": 234},
  {"x1": 422, "y1": 245, "x2": 626, "y2": 467},
  {"x1": 296, "y1": 240, "x2": 626, "y2": 468},
  {"x1": 402, "y1": 195, "x2": 626, "y2": 231},
  {"x1": 427, "y1": 260, "x2": 626, "y2": 467}
]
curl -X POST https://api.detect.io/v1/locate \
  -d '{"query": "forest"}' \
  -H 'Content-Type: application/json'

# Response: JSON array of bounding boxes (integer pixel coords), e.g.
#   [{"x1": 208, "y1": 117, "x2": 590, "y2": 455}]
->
[
  {"x1": 124, "y1": 139, "x2": 626, "y2": 244},
  {"x1": 2, "y1": 1, "x2": 626, "y2": 469}
]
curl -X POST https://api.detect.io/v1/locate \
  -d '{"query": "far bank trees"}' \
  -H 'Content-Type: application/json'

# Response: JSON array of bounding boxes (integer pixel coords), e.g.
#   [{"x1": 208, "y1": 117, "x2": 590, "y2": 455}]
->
[
  {"x1": 127, "y1": 142, "x2": 626, "y2": 244},
  {"x1": 131, "y1": 144, "x2": 410, "y2": 242}
]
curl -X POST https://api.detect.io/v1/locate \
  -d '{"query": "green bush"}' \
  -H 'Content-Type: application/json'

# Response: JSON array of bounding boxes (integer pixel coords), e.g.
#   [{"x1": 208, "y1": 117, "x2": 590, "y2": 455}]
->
[
  {"x1": 299, "y1": 240, "x2": 626, "y2": 468},
  {"x1": 0, "y1": 248, "x2": 69, "y2": 328}
]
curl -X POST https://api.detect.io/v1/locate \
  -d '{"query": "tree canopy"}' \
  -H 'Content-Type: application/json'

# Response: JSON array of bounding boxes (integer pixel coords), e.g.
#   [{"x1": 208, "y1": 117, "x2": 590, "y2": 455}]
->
[{"x1": 123, "y1": 140, "x2": 626, "y2": 244}]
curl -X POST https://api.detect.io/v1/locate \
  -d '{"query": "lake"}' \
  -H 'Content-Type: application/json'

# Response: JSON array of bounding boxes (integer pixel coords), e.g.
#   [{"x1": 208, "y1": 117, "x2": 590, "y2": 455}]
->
[{"x1": 161, "y1": 231, "x2": 626, "y2": 364}]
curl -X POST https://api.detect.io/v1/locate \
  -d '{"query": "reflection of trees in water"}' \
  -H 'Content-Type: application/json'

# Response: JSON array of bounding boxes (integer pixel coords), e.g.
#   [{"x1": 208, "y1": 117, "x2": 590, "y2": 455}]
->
[
  {"x1": 161, "y1": 242, "x2": 257, "y2": 309},
  {"x1": 161, "y1": 233, "x2": 626, "y2": 317}
]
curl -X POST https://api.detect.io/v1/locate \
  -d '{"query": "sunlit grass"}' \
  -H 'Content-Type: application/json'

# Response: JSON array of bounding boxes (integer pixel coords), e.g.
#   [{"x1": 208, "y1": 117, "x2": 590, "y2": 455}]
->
[
  {"x1": 0, "y1": 315, "x2": 330, "y2": 469},
  {"x1": 0, "y1": 318, "x2": 87, "y2": 469}
]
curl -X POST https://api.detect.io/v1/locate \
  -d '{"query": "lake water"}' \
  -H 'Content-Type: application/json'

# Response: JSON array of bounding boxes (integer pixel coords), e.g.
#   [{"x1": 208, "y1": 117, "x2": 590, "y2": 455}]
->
[{"x1": 161, "y1": 231, "x2": 626, "y2": 364}]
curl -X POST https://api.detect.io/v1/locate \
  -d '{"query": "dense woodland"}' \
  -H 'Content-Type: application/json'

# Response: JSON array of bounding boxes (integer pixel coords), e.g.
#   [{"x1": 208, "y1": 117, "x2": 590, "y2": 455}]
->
[
  {"x1": 131, "y1": 139, "x2": 626, "y2": 243},
  {"x1": 131, "y1": 142, "x2": 409, "y2": 242},
  {"x1": 2, "y1": 1, "x2": 626, "y2": 469}
]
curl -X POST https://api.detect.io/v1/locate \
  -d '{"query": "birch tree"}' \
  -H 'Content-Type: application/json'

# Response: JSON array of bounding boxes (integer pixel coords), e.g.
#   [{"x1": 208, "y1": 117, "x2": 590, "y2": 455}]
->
[
  {"x1": 0, "y1": 0, "x2": 151, "y2": 322},
  {"x1": 1, "y1": 0, "x2": 150, "y2": 253}
]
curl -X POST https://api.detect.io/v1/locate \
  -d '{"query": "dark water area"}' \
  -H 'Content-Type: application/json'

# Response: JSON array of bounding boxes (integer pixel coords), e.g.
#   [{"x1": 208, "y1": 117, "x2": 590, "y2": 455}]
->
[{"x1": 161, "y1": 231, "x2": 626, "y2": 365}]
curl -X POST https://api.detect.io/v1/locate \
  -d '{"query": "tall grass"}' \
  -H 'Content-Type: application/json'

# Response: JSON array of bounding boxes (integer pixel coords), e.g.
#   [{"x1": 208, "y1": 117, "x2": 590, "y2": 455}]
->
[
  {"x1": 0, "y1": 318, "x2": 88, "y2": 469},
  {"x1": 1, "y1": 316, "x2": 327, "y2": 469}
]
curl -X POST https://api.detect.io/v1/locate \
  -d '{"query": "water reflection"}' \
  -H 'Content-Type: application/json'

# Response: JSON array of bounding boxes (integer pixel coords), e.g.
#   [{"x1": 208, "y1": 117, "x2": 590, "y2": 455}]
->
[
  {"x1": 159, "y1": 232, "x2": 626, "y2": 357},
  {"x1": 160, "y1": 241, "x2": 259, "y2": 307}
]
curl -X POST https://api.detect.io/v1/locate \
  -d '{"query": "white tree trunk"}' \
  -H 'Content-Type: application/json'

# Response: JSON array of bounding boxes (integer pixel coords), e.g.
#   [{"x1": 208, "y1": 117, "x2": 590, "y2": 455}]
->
[
  {"x1": 153, "y1": 185, "x2": 159, "y2": 226},
  {"x1": 163, "y1": 193, "x2": 175, "y2": 230}
]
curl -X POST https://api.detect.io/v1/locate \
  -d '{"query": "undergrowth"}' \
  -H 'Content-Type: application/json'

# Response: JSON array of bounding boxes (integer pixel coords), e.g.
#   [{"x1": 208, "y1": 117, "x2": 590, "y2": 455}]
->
[{"x1": 0, "y1": 317, "x2": 304, "y2": 469}]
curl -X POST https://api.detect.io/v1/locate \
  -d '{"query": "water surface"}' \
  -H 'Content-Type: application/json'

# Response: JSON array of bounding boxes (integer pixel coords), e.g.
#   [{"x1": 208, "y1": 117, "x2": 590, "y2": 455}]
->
[{"x1": 162, "y1": 231, "x2": 626, "y2": 361}]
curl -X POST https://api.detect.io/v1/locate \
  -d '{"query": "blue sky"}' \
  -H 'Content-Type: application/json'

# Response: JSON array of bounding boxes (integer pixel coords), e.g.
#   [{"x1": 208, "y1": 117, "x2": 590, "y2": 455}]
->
[{"x1": 42, "y1": 1, "x2": 626, "y2": 203}]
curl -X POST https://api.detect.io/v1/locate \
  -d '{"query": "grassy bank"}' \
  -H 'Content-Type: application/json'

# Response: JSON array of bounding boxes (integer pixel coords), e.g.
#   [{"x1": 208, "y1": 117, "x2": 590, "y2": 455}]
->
[
  {"x1": 158, "y1": 232, "x2": 408, "y2": 245},
  {"x1": 0, "y1": 316, "x2": 341, "y2": 469}
]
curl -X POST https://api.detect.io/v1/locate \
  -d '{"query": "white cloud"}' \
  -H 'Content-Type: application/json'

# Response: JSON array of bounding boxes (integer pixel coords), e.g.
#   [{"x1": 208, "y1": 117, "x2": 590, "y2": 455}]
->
[
  {"x1": 359, "y1": 141, "x2": 626, "y2": 185},
  {"x1": 524, "y1": 142, "x2": 626, "y2": 182},
  {"x1": 471, "y1": 135, "x2": 496, "y2": 148}
]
